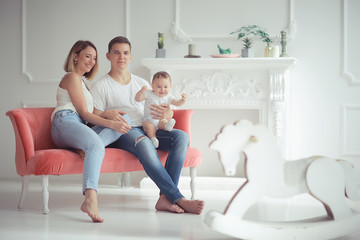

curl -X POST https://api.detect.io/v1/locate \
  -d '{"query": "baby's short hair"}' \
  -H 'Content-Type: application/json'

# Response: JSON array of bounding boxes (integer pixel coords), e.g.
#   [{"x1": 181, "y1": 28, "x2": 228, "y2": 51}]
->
[{"x1": 152, "y1": 71, "x2": 171, "y2": 83}]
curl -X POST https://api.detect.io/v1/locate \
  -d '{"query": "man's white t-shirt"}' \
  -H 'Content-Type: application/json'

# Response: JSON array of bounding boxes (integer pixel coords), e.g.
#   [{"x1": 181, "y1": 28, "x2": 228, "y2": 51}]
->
[{"x1": 91, "y1": 74, "x2": 150, "y2": 127}]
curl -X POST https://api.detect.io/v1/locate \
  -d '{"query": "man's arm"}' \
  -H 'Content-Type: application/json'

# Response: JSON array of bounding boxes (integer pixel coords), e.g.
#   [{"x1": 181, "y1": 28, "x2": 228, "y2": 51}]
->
[{"x1": 91, "y1": 80, "x2": 127, "y2": 123}]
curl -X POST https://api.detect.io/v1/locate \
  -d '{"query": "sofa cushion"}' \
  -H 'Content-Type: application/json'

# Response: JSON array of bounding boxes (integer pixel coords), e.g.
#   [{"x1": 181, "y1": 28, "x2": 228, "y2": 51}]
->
[{"x1": 26, "y1": 147, "x2": 202, "y2": 176}]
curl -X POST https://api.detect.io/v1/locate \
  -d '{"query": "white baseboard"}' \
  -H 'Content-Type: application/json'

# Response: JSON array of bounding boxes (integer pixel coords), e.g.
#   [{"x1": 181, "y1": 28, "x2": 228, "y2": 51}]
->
[{"x1": 140, "y1": 176, "x2": 246, "y2": 191}]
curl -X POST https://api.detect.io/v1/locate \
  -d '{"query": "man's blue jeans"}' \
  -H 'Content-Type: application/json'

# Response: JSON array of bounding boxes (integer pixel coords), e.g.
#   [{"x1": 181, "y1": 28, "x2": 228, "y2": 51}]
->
[
  {"x1": 51, "y1": 110, "x2": 131, "y2": 193},
  {"x1": 113, "y1": 127, "x2": 189, "y2": 203}
]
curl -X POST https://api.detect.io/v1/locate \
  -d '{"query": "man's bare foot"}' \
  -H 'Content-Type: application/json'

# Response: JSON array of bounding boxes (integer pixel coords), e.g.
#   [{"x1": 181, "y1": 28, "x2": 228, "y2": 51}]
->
[
  {"x1": 176, "y1": 198, "x2": 205, "y2": 215},
  {"x1": 155, "y1": 194, "x2": 184, "y2": 213},
  {"x1": 80, "y1": 189, "x2": 104, "y2": 223}
]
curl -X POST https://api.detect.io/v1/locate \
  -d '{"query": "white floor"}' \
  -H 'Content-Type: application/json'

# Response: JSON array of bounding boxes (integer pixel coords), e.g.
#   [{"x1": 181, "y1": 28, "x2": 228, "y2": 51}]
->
[{"x1": 1, "y1": 178, "x2": 360, "y2": 240}]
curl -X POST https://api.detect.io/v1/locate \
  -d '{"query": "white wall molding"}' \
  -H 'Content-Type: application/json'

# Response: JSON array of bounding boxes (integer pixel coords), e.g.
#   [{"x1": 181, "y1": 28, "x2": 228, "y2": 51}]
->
[
  {"x1": 125, "y1": 0, "x2": 130, "y2": 38},
  {"x1": 22, "y1": 101, "x2": 55, "y2": 108},
  {"x1": 171, "y1": 0, "x2": 296, "y2": 43},
  {"x1": 21, "y1": 0, "x2": 128, "y2": 83},
  {"x1": 341, "y1": 104, "x2": 360, "y2": 157},
  {"x1": 342, "y1": 0, "x2": 360, "y2": 86},
  {"x1": 21, "y1": 0, "x2": 33, "y2": 82},
  {"x1": 21, "y1": 0, "x2": 59, "y2": 83}
]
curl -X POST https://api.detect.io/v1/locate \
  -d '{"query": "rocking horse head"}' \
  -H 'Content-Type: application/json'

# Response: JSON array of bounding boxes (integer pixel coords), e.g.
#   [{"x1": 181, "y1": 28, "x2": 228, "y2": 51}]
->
[{"x1": 209, "y1": 119, "x2": 276, "y2": 176}]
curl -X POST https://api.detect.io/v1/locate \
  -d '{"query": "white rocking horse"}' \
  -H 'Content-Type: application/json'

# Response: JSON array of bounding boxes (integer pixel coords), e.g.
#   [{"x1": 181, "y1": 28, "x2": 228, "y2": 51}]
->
[{"x1": 204, "y1": 119, "x2": 360, "y2": 240}]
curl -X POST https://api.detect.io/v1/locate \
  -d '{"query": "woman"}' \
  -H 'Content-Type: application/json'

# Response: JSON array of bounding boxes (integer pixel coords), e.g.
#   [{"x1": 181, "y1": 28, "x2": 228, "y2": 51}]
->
[{"x1": 51, "y1": 40, "x2": 131, "y2": 222}]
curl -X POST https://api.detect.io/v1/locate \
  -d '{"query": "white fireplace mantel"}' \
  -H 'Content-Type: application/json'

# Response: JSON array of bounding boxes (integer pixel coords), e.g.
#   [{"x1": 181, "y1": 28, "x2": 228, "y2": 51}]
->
[
  {"x1": 141, "y1": 57, "x2": 297, "y2": 158},
  {"x1": 142, "y1": 58, "x2": 296, "y2": 71}
]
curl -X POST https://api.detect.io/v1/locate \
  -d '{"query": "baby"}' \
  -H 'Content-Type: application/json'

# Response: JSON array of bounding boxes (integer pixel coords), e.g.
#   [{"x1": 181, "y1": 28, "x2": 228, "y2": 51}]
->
[{"x1": 135, "y1": 71, "x2": 187, "y2": 148}]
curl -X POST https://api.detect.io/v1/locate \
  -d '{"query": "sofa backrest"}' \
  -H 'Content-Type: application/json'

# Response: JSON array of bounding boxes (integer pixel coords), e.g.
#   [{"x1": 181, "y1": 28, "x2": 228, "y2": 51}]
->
[
  {"x1": 6, "y1": 107, "x2": 55, "y2": 175},
  {"x1": 11, "y1": 107, "x2": 56, "y2": 150},
  {"x1": 8, "y1": 108, "x2": 193, "y2": 152}
]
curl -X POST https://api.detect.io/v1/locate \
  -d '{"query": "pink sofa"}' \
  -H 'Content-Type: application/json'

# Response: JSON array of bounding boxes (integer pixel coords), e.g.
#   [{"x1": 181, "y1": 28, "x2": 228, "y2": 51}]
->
[{"x1": 6, "y1": 107, "x2": 202, "y2": 214}]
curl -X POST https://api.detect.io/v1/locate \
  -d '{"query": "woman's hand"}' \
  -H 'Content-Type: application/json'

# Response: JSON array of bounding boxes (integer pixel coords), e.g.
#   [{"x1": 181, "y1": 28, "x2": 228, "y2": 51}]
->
[
  {"x1": 150, "y1": 103, "x2": 173, "y2": 120},
  {"x1": 101, "y1": 110, "x2": 127, "y2": 122},
  {"x1": 93, "y1": 108, "x2": 130, "y2": 133},
  {"x1": 111, "y1": 120, "x2": 131, "y2": 134}
]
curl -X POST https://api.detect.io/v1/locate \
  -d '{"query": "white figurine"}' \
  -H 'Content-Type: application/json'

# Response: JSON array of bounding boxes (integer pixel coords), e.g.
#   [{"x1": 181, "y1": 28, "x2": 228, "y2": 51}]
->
[{"x1": 205, "y1": 119, "x2": 360, "y2": 240}]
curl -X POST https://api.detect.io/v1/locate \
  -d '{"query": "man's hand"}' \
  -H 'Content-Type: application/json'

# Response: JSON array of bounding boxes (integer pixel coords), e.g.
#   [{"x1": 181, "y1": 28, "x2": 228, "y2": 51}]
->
[{"x1": 150, "y1": 103, "x2": 173, "y2": 120}]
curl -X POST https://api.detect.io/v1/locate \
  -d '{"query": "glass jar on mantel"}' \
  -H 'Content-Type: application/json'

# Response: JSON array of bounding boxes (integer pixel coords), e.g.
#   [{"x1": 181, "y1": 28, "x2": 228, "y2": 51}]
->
[{"x1": 264, "y1": 45, "x2": 280, "y2": 58}]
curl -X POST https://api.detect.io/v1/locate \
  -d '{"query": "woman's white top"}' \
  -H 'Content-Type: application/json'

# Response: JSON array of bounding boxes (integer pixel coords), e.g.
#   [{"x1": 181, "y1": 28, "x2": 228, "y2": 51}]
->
[{"x1": 51, "y1": 78, "x2": 93, "y2": 121}]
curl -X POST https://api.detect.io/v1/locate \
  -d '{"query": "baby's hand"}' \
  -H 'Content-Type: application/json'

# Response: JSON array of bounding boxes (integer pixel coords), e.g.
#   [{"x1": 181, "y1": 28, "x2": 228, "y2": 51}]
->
[
  {"x1": 141, "y1": 86, "x2": 148, "y2": 92},
  {"x1": 181, "y1": 93, "x2": 187, "y2": 101}
]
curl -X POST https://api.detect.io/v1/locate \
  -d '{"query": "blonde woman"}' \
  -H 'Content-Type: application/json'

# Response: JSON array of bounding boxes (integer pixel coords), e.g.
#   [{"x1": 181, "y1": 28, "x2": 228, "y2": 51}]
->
[{"x1": 51, "y1": 40, "x2": 131, "y2": 222}]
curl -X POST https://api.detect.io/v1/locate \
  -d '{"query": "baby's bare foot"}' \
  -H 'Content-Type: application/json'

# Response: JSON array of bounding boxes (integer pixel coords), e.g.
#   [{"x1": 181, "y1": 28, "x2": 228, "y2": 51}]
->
[
  {"x1": 176, "y1": 198, "x2": 205, "y2": 215},
  {"x1": 81, "y1": 190, "x2": 104, "y2": 223},
  {"x1": 155, "y1": 194, "x2": 184, "y2": 214}
]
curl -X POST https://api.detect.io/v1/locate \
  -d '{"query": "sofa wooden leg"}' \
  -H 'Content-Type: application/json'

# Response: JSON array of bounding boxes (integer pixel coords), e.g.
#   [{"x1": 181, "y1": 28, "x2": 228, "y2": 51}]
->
[
  {"x1": 190, "y1": 167, "x2": 197, "y2": 200},
  {"x1": 41, "y1": 175, "x2": 49, "y2": 214},
  {"x1": 18, "y1": 176, "x2": 29, "y2": 211},
  {"x1": 117, "y1": 172, "x2": 131, "y2": 188}
]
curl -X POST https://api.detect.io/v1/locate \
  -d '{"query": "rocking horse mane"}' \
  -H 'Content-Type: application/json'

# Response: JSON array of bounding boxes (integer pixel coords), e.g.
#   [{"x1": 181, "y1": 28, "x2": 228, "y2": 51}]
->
[
  {"x1": 209, "y1": 119, "x2": 270, "y2": 150},
  {"x1": 209, "y1": 119, "x2": 281, "y2": 176},
  {"x1": 210, "y1": 119, "x2": 250, "y2": 148}
]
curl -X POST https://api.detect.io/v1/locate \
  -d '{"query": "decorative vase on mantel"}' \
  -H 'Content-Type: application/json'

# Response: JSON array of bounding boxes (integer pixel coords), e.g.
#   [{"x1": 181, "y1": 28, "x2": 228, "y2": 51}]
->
[
  {"x1": 156, "y1": 32, "x2": 166, "y2": 58},
  {"x1": 280, "y1": 31, "x2": 289, "y2": 57},
  {"x1": 242, "y1": 48, "x2": 254, "y2": 58},
  {"x1": 156, "y1": 49, "x2": 166, "y2": 58},
  {"x1": 264, "y1": 44, "x2": 280, "y2": 58},
  {"x1": 241, "y1": 37, "x2": 254, "y2": 58}
]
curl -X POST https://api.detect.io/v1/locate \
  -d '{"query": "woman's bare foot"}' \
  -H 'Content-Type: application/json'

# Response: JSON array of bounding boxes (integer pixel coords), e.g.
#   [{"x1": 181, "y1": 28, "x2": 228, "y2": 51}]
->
[
  {"x1": 80, "y1": 189, "x2": 104, "y2": 223},
  {"x1": 155, "y1": 194, "x2": 184, "y2": 213},
  {"x1": 176, "y1": 198, "x2": 205, "y2": 215}
]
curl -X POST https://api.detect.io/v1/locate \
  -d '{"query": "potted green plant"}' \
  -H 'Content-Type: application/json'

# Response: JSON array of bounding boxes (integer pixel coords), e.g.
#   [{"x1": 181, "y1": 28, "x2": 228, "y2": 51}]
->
[
  {"x1": 230, "y1": 25, "x2": 257, "y2": 58},
  {"x1": 255, "y1": 28, "x2": 279, "y2": 57},
  {"x1": 231, "y1": 25, "x2": 279, "y2": 57},
  {"x1": 156, "y1": 32, "x2": 166, "y2": 58},
  {"x1": 241, "y1": 37, "x2": 254, "y2": 58}
]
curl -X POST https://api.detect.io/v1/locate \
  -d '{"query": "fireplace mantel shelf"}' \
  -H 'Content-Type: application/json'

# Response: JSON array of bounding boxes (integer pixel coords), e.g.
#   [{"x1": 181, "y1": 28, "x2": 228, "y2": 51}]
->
[{"x1": 142, "y1": 57, "x2": 297, "y2": 71}]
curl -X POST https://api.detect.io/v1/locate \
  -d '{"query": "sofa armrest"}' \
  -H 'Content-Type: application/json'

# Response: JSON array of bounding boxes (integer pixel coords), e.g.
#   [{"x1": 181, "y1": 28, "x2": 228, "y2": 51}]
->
[{"x1": 173, "y1": 109, "x2": 194, "y2": 146}]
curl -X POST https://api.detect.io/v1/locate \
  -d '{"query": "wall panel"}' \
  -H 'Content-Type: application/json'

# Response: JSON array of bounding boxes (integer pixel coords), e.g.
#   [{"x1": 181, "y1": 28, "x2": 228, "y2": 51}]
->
[{"x1": 22, "y1": 0, "x2": 127, "y2": 83}]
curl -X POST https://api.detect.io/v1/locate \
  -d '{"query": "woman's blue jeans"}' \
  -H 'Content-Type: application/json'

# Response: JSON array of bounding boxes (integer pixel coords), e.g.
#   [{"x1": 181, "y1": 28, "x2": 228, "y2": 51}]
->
[
  {"x1": 51, "y1": 110, "x2": 131, "y2": 193},
  {"x1": 112, "y1": 127, "x2": 189, "y2": 203}
]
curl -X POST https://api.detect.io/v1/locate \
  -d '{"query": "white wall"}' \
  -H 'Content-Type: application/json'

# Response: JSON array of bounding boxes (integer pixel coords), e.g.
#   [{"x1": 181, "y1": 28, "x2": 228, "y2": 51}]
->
[{"x1": 1, "y1": 0, "x2": 359, "y2": 185}]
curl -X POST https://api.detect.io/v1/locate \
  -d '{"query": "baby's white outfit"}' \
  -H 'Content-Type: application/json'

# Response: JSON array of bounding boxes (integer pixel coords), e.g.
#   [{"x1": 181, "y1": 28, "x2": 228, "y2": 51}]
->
[{"x1": 143, "y1": 90, "x2": 175, "y2": 129}]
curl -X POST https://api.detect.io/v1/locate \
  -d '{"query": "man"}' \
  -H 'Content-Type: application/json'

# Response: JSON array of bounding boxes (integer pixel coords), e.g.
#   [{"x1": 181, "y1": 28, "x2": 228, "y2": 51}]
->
[{"x1": 91, "y1": 36, "x2": 204, "y2": 214}]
